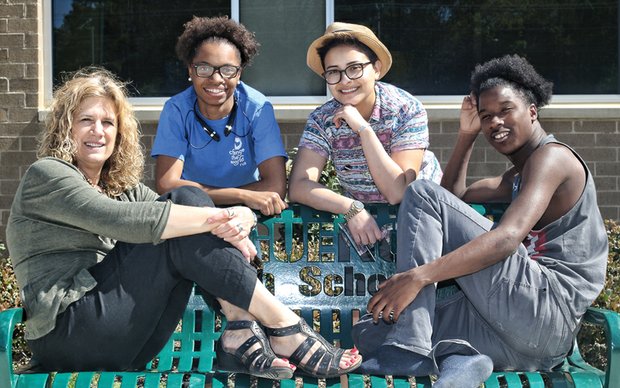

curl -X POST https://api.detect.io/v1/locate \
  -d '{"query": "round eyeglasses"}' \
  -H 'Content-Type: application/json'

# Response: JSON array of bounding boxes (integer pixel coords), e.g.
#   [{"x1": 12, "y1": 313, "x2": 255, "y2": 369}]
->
[
  {"x1": 192, "y1": 63, "x2": 241, "y2": 79},
  {"x1": 322, "y1": 62, "x2": 373, "y2": 85}
]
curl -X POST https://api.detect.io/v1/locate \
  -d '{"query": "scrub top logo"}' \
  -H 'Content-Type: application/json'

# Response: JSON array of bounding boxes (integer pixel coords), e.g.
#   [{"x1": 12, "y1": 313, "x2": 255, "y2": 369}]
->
[{"x1": 229, "y1": 137, "x2": 246, "y2": 166}]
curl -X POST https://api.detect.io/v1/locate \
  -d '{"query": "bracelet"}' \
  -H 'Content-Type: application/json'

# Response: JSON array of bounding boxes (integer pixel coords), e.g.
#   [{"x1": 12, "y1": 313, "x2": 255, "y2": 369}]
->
[
  {"x1": 251, "y1": 211, "x2": 258, "y2": 228},
  {"x1": 344, "y1": 200, "x2": 364, "y2": 222},
  {"x1": 356, "y1": 124, "x2": 371, "y2": 134}
]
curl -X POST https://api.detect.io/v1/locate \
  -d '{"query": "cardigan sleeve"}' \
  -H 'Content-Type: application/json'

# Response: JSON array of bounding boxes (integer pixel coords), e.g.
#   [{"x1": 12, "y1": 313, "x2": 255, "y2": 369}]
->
[{"x1": 18, "y1": 158, "x2": 171, "y2": 244}]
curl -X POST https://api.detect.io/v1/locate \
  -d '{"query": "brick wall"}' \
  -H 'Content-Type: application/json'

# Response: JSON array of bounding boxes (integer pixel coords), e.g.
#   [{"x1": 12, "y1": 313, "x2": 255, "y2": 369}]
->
[
  {"x1": 0, "y1": 1, "x2": 618, "y2": 242},
  {"x1": 138, "y1": 116, "x2": 620, "y2": 224},
  {"x1": 0, "y1": 0, "x2": 39, "y2": 243},
  {"x1": 430, "y1": 118, "x2": 620, "y2": 221},
  {"x1": 3, "y1": 115, "x2": 620, "y2": 242}
]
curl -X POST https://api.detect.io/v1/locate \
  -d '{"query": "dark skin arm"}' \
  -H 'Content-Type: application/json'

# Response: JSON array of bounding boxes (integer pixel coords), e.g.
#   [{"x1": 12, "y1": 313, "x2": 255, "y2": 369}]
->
[
  {"x1": 156, "y1": 155, "x2": 288, "y2": 215},
  {"x1": 368, "y1": 133, "x2": 586, "y2": 324},
  {"x1": 441, "y1": 94, "x2": 514, "y2": 203}
]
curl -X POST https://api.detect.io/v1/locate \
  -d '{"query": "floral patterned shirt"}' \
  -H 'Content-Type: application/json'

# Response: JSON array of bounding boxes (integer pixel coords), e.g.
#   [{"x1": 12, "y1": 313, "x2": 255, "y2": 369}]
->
[{"x1": 298, "y1": 81, "x2": 442, "y2": 202}]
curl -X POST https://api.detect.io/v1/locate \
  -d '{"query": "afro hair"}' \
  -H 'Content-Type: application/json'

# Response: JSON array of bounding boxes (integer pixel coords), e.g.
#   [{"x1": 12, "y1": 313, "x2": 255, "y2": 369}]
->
[
  {"x1": 175, "y1": 16, "x2": 259, "y2": 67},
  {"x1": 470, "y1": 54, "x2": 553, "y2": 108}
]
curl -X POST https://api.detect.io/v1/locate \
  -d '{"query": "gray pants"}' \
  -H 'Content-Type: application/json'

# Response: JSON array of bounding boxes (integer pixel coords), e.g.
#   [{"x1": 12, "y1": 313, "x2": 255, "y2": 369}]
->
[{"x1": 353, "y1": 180, "x2": 573, "y2": 371}]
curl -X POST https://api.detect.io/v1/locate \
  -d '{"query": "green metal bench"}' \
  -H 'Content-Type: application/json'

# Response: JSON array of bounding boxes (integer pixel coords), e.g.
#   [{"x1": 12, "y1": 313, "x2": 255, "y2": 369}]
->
[{"x1": 1, "y1": 203, "x2": 618, "y2": 387}]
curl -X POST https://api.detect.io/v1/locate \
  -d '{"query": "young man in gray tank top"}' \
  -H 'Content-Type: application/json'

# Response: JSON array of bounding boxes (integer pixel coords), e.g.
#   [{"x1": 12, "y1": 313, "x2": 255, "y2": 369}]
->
[{"x1": 351, "y1": 55, "x2": 608, "y2": 388}]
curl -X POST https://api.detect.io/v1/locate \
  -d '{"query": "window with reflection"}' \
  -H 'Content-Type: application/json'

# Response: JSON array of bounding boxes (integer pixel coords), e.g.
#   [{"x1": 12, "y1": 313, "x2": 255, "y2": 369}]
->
[
  {"x1": 239, "y1": 0, "x2": 326, "y2": 96},
  {"x1": 52, "y1": 0, "x2": 230, "y2": 96},
  {"x1": 52, "y1": 0, "x2": 619, "y2": 97},
  {"x1": 336, "y1": 0, "x2": 618, "y2": 95}
]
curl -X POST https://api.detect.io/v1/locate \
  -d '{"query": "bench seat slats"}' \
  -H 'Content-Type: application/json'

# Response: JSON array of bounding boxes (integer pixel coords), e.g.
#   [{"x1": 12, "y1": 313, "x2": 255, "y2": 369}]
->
[
  {"x1": 391, "y1": 377, "x2": 411, "y2": 388},
  {"x1": 409, "y1": 375, "x2": 433, "y2": 387},
  {"x1": 568, "y1": 371, "x2": 605, "y2": 387},
  {"x1": 523, "y1": 371, "x2": 546, "y2": 387},
  {"x1": 50, "y1": 373, "x2": 73, "y2": 387},
  {"x1": 74, "y1": 371, "x2": 95, "y2": 388},
  {"x1": 16, "y1": 373, "x2": 49, "y2": 388},
  {"x1": 90, "y1": 373, "x2": 116, "y2": 387},
  {"x1": 502, "y1": 372, "x2": 526, "y2": 386},
  {"x1": 143, "y1": 373, "x2": 163, "y2": 387},
  {"x1": 2, "y1": 204, "x2": 617, "y2": 388},
  {"x1": 368, "y1": 375, "x2": 389, "y2": 387},
  {"x1": 347, "y1": 373, "x2": 366, "y2": 386}
]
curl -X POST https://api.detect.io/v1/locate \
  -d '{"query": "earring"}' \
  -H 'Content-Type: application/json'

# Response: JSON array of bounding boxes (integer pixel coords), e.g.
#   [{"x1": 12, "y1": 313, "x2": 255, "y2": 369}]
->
[{"x1": 188, "y1": 77, "x2": 192, "y2": 81}]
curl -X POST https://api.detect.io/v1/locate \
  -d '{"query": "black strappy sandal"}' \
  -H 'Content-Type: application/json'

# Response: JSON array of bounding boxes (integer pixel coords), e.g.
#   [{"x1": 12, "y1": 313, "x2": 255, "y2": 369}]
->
[
  {"x1": 215, "y1": 320, "x2": 294, "y2": 380},
  {"x1": 264, "y1": 319, "x2": 362, "y2": 378}
]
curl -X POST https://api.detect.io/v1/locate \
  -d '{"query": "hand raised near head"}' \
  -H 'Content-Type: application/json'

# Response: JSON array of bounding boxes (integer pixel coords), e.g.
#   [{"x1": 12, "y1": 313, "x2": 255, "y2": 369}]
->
[
  {"x1": 333, "y1": 105, "x2": 368, "y2": 134},
  {"x1": 459, "y1": 93, "x2": 481, "y2": 135}
]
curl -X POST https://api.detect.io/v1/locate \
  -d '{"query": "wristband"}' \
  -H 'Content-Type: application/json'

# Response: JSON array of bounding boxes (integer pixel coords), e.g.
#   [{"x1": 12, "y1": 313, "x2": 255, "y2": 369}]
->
[{"x1": 356, "y1": 124, "x2": 371, "y2": 134}]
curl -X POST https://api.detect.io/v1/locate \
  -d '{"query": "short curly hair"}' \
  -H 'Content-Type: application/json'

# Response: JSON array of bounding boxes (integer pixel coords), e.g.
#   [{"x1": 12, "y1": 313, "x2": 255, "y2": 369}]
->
[
  {"x1": 175, "y1": 16, "x2": 259, "y2": 67},
  {"x1": 38, "y1": 67, "x2": 143, "y2": 196},
  {"x1": 470, "y1": 54, "x2": 553, "y2": 108}
]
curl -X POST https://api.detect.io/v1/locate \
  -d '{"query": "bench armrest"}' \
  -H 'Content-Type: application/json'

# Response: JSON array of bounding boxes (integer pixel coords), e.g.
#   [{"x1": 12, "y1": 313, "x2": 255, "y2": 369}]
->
[
  {"x1": 582, "y1": 307, "x2": 620, "y2": 388},
  {"x1": 0, "y1": 308, "x2": 24, "y2": 388}
]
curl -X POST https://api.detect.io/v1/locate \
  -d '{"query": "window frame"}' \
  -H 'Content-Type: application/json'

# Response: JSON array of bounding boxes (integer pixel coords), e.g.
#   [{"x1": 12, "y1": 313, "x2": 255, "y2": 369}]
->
[
  {"x1": 42, "y1": 0, "x2": 332, "y2": 110},
  {"x1": 41, "y1": 0, "x2": 620, "y2": 122}
]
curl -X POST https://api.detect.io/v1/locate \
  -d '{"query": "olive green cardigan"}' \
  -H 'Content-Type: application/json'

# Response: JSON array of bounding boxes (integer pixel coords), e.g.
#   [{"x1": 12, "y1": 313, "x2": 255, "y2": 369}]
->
[{"x1": 7, "y1": 158, "x2": 171, "y2": 339}]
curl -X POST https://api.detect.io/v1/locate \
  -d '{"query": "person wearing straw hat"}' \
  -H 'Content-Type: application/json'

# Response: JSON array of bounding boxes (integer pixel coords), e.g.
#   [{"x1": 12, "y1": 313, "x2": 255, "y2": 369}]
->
[{"x1": 289, "y1": 22, "x2": 442, "y2": 248}]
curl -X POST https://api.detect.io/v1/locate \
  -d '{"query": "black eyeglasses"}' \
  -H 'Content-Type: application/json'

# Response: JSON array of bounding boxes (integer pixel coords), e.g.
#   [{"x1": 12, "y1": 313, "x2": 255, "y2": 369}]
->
[
  {"x1": 322, "y1": 62, "x2": 372, "y2": 85},
  {"x1": 192, "y1": 63, "x2": 241, "y2": 79}
]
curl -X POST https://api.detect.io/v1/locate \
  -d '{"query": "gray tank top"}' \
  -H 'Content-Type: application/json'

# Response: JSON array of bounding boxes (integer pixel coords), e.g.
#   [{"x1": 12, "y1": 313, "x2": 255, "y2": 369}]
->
[{"x1": 513, "y1": 135, "x2": 608, "y2": 329}]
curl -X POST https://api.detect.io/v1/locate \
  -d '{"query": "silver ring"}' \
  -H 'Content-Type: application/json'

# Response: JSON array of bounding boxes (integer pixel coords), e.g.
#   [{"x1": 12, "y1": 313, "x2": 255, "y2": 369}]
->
[
  {"x1": 388, "y1": 311, "x2": 394, "y2": 321},
  {"x1": 227, "y1": 208, "x2": 235, "y2": 217},
  {"x1": 237, "y1": 223, "x2": 244, "y2": 233}
]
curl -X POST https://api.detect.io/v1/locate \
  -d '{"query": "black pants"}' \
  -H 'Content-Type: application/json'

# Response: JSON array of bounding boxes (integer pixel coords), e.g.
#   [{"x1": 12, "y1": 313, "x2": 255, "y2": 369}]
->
[{"x1": 28, "y1": 187, "x2": 258, "y2": 371}]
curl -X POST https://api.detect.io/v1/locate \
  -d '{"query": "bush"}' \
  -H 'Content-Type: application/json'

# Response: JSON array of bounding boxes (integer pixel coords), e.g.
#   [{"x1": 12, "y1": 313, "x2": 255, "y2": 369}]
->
[
  {"x1": 597, "y1": 219, "x2": 620, "y2": 311},
  {"x1": 0, "y1": 244, "x2": 31, "y2": 368},
  {"x1": 0, "y1": 244, "x2": 20, "y2": 310},
  {"x1": 578, "y1": 219, "x2": 620, "y2": 370},
  {"x1": 286, "y1": 147, "x2": 342, "y2": 195}
]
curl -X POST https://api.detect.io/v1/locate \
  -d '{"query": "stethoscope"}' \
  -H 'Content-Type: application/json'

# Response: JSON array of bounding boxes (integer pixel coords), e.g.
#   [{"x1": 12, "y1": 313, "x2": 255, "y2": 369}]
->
[{"x1": 188, "y1": 98, "x2": 247, "y2": 149}]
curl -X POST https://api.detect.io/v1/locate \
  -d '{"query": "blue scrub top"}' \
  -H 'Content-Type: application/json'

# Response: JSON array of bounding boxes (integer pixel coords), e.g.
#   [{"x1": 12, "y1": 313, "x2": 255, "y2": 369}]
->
[{"x1": 151, "y1": 82, "x2": 287, "y2": 188}]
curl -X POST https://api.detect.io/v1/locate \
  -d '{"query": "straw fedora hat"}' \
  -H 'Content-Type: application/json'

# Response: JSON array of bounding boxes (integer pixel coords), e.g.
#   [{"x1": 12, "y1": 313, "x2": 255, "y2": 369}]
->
[{"x1": 307, "y1": 22, "x2": 392, "y2": 79}]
